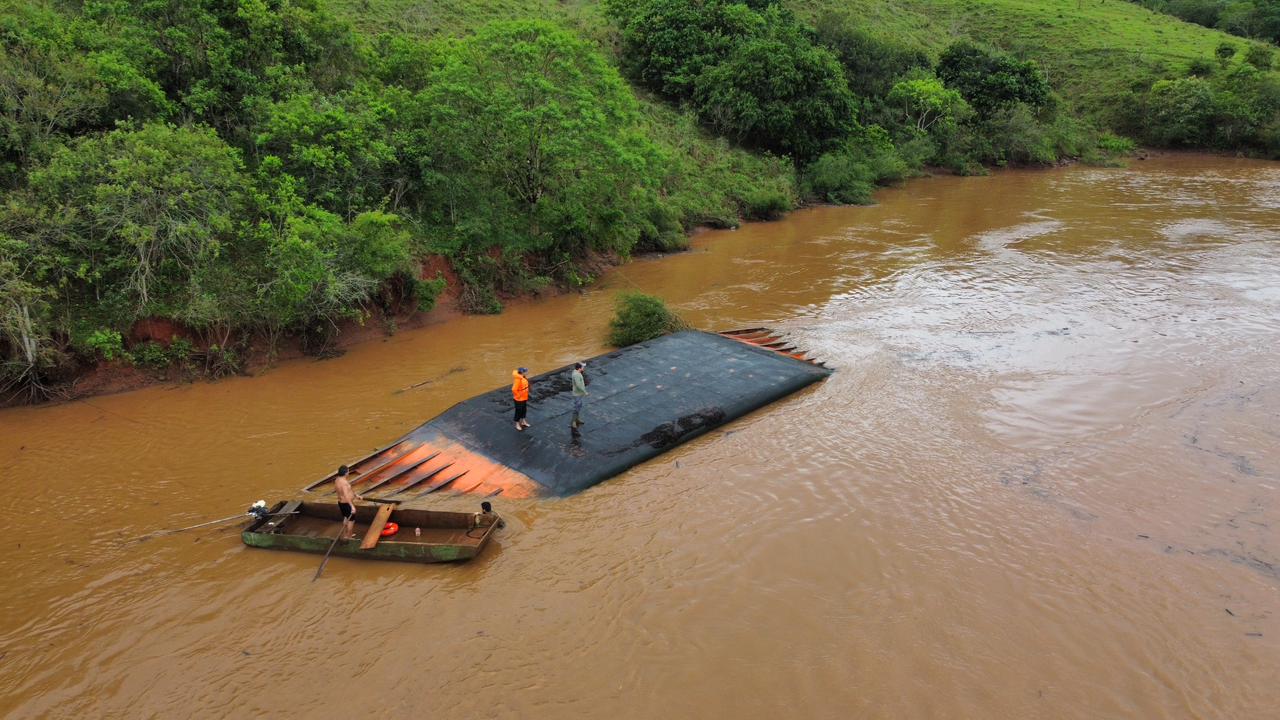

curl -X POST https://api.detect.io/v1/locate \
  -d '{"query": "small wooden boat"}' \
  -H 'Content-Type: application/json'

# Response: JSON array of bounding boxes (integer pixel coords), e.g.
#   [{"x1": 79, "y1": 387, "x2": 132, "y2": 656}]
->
[{"x1": 242, "y1": 500, "x2": 501, "y2": 564}]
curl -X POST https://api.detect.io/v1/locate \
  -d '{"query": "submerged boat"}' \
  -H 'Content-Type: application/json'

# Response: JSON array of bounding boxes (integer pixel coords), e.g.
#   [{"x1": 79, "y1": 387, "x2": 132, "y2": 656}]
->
[
  {"x1": 242, "y1": 500, "x2": 501, "y2": 564},
  {"x1": 302, "y1": 328, "x2": 832, "y2": 500}
]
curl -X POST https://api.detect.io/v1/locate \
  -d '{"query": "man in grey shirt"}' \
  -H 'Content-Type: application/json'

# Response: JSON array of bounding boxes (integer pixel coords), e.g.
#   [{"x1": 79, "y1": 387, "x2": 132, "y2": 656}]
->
[{"x1": 570, "y1": 361, "x2": 588, "y2": 428}]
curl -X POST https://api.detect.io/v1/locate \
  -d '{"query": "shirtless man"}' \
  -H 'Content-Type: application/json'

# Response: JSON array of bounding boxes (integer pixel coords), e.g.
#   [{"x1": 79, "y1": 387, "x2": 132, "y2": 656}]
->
[{"x1": 333, "y1": 465, "x2": 362, "y2": 539}]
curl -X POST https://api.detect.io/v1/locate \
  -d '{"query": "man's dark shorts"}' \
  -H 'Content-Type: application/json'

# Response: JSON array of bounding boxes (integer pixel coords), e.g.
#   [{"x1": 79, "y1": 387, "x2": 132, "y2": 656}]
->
[{"x1": 338, "y1": 502, "x2": 354, "y2": 520}]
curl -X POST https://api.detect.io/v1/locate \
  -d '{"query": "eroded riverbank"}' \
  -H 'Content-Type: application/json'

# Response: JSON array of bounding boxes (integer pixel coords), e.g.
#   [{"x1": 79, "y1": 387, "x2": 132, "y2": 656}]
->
[{"x1": 2, "y1": 155, "x2": 1278, "y2": 719}]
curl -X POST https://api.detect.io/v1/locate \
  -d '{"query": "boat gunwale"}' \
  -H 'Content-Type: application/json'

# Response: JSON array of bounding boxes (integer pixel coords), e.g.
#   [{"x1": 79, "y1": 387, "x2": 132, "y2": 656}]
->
[{"x1": 244, "y1": 501, "x2": 500, "y2": 552}]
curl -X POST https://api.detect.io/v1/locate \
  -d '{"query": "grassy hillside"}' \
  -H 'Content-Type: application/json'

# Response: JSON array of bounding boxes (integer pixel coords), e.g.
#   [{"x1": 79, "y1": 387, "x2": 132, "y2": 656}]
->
[
  {"x1": 799, "y1": 0, "x2": 1279, "y2": 118},
  {"x1": 325, "y1": 0, "x2": 594, "y2": 35},
  {"x1": 325, "y1": 0, "x2": 1278, "y2": 132}
]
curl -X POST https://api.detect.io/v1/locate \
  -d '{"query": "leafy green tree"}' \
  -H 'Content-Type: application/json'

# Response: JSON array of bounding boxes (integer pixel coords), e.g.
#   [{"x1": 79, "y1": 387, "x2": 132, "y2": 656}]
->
[
  {"x1": 0, "y1": 231, "x2": 57, "y2": 399},
  {"x1": 609, "y1": 1, "x2": 860, "y2": 161},
  {"x1": 28, "y1": 123, "x2": 246, "y2": 323},
  {"x1": 606, "y1": 0, "x2": 764, "y2": 99},
  {"x1": 936, "y1": 41, "x2": 1052, "y2": 117},
  {"x1": 1135, "y1": 0, "x2": 1280, "y2": 44},
  {"x1": 366, "y1": 33, "x2": 441, "y2": 91},
  {"x1": 1168, "y1": 0, "x2": 1224, "y2": 28},
  {"x1": 134, "y1": 0, "x2": 360, "y2": 137},
  {"x1": 1146, "y1": 77, "x2": 1220, "y2": 146},
  {"x1": 692, "y1": 11, "x2": 857, "y2": 160},
  {"x1": 887, "y1": 77, "x2": 972, "y2": 132},
  {"x1": 813, "y1": 13, "x2": 931, "y2": 100},
  {"x1": 1218, "y1": 2, "x2": 1263, "y2": 38},
  {"x1": 419, "y1": 21, "x2": 664, "y2": 268},
  {"x1": 345, "y1": 211, "x2": 412, "y2": 279},
  {"x1": 255, "y1": 84, "x2": 400, "y2": 217},
  {"x1": 980, "y1": 103, "x2": 1060, "y2": 165},
  {"x1": 1261, "y1": 3, "x2": 1280, "y2": 42},
  {"x1": 259, "y1": 206, "x2": 378, "y2": 331},
  {"x1": 1212, "y1": 63, "x2": 1280, "y2": 148},
  {"x1": 243, "y1": 159, "x2": 413, "y2": 333},
  {"x1": 0, "y1": 3, "x2": 163, "y2": 183}
]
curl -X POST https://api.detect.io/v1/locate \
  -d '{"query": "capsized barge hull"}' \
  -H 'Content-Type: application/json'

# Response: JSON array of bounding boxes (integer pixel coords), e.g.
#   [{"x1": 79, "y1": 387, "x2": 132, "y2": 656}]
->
[{"x1": 304, "y1": 329, "x2": 832, "y2": 499}]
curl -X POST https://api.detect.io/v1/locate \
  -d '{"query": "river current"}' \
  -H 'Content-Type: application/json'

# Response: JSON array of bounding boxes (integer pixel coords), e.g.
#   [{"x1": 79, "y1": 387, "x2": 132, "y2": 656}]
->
[{"x1": 1, "y1": 155, "x2": 1277, "y2": 718}]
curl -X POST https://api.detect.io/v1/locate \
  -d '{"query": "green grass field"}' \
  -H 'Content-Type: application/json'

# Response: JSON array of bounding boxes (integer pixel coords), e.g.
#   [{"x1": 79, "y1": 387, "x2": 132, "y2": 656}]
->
[{"x1": 324, "y1": 0, "x2": 588, "y2": 35}]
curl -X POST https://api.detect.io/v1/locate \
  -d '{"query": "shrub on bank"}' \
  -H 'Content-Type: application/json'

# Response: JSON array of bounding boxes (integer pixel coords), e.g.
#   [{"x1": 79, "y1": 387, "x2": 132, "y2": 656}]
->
[
  {"x1": 804, "y1": 125, "x2": 910, "y2": 204},
  {"x1": 741, "y1": 189, "x2": 793, "y2": 220}
]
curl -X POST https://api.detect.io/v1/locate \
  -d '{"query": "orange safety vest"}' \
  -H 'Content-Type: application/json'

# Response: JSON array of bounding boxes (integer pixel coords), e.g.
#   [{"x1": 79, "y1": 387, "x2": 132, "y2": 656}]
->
[{"x1": 512, "y1": 371, "x2": 529, "y2": 402}]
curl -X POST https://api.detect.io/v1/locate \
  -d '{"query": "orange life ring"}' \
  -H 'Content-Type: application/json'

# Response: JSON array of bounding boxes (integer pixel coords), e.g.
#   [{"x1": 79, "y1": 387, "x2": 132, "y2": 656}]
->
[{"x1": 380, "y1": 522, "x2": 399, "y2": 538}]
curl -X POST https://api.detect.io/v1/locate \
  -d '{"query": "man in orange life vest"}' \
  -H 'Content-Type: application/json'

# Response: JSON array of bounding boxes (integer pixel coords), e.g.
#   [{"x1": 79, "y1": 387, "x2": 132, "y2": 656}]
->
[{"x1": 512, "y1": 367, "x2": 531, "y2": 431}]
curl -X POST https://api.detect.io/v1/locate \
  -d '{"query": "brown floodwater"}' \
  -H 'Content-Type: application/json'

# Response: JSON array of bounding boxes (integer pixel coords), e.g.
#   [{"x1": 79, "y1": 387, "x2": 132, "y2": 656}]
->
[{"x1": 2, "y1": 155, "x2": 1278, "y2": 719}]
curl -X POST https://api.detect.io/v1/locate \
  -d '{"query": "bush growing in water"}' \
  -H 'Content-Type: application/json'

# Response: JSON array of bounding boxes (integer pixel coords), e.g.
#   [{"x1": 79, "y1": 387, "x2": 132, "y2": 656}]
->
[{"x1": 607, "y1": 292, "x2": 688, "y2": 347}]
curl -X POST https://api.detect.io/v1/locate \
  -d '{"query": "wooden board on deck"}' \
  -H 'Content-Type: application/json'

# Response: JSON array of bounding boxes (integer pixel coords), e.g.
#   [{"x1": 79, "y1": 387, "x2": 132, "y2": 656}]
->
[{"x1": 360, "y1": 503, "x2": 394, "y2": 550}]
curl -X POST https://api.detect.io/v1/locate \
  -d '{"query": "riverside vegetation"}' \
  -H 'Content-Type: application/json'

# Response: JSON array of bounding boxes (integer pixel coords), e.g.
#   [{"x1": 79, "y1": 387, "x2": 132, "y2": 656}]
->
[{"x1": 2, "y1": 0, "x2": 1278, "y2": 402}]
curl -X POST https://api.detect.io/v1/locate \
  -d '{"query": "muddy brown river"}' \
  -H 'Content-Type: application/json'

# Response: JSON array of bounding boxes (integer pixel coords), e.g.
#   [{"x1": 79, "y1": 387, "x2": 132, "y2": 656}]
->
[{"x1": 2, "y1": 155, "x2": 1278, "y2": 719}]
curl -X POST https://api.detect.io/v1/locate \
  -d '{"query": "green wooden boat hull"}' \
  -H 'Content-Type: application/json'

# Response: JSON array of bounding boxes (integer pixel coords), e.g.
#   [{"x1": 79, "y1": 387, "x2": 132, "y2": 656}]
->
[{"x1": 242, "y1": 501, "x2": 499, "y2": 564}]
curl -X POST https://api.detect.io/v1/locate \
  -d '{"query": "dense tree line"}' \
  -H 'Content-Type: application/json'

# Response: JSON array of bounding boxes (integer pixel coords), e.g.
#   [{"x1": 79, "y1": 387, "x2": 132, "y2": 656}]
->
[
  {"x1": 1126, "y1": 0, "x2": 1280, "y2": 151},
  {"x1": 607, "y1": 0, "x2": 1125, "y2": 202},
  {"x1": 3, "y1": 0, "x2": 1278, "y2": 401},
  {"x1": 1129, "y1": 0, "x2": 1280, "y2": 45},
  {"x1": 609, "y1": 0, "x2": 1280, "y2": 171},
  {"x1": 1124, "y1": 62, "x2": 1280, "y2": 148},
  {"x1": 0, "y1": 1, "x2": 685, "y2": 399}
]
